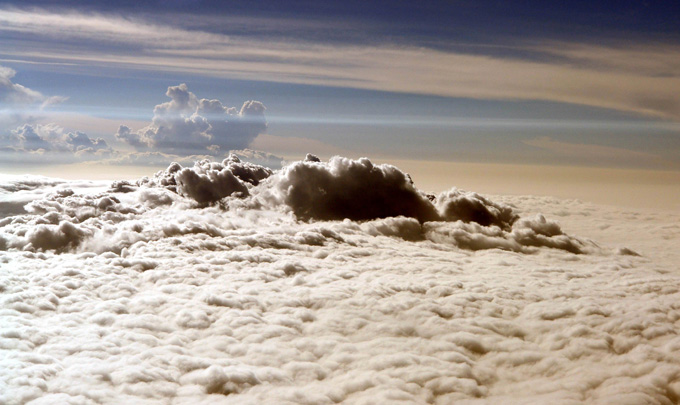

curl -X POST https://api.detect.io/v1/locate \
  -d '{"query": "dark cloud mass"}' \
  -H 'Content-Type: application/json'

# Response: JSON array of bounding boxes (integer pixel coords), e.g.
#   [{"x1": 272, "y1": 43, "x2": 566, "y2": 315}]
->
[
  {"x1": 269, "y1": 156, "x2": 441, "y2": 222},
  {"x1": 116, "y1": 83, "x2": 267, "y2": 155}
]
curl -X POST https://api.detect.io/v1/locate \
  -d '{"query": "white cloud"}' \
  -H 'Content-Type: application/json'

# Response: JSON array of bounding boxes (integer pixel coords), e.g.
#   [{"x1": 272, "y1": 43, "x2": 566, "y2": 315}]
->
[
  {"x1": 0, "y1": 65, "x2": 45, "y2": 104},
  {"x1": 98, "y1": 149, "x2": 285, "y2": 170},
  {"x1": 0, "y1": 64, "x2": 67, "y2": 109},
  {"x1": 0, "y1": 123, "x2": 113, "y2": 163},
  {"x1": 1, "y1": 156, "x2": 679, "y2": 403},
  {"x1": 0, "y1": 65, "x2": 74, "y2": 164},
  {"x1": 115, "y1": 84, "x2": 267, "y2": 155}
]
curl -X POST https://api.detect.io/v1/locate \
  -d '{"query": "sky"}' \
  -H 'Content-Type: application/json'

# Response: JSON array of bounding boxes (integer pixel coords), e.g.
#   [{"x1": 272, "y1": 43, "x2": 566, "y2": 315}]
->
[
  {"x1": 0, "y1": 0, "x2": 679, "y2": 206},
  {"x1": 3, "y1": 3, "x2": 680, "y2": 403}
]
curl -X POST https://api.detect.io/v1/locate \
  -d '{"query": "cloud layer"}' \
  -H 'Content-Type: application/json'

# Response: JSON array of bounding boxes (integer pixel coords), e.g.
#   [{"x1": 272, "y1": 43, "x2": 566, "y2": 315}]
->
[
  {"x1": 2, "y1": 9, "x2": 679, "y2": 119},
  {"x1": 1, "y1": 155, "x2": 679, "y2": 404}
]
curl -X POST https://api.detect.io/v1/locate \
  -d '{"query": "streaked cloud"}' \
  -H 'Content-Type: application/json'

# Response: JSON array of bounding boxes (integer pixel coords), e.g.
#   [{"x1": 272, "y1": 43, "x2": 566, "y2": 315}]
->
[
  {"x1": 523, "y1": 136, "x2": 672, "y2": 169},
  {"x1": 1, "y1": 8, "x2": 679, "y2": 119}
]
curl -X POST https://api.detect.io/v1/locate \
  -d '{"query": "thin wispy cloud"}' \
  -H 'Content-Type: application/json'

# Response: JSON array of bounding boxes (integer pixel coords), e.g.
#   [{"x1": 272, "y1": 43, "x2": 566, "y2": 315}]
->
[
  {"x1": 523, "y1": 136, "x2": 673, "y2": 169},
  {"x1": 1, "y1": 8, "x2": 679, "y2": 119},
  {"x1": 0, "y1": 65, "x2": 46, "y2": 104}
]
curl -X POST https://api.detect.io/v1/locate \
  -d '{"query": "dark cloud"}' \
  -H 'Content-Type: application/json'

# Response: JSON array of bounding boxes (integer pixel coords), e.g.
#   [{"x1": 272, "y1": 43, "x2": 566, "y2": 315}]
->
[
  {"x1": 137, "y1": 154, "x2": 273, "y2": 205},
  {"x1": 265, "y1": 156, "x2": 440, "y2": 222},
  {"x1": 436, "y1": 189, "x2": 518, "y2": 231},
  {"x1": 116, "y1": 84, "x2": 267, "y2": 155}
]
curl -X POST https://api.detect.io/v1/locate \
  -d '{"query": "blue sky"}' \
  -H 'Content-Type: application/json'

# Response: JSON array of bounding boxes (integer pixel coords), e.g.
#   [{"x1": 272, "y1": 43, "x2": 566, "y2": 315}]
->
[{"x1": 0, "y1": 0, "x2": 679, "y2": 172}]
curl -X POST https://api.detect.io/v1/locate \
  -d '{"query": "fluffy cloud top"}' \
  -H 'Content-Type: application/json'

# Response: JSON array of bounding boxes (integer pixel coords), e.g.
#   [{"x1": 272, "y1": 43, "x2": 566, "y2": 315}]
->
[
  {"x1": 0, "y1": 155, "x2": 586, "y2": 255},
  {"x1": 1, "y1": 155, "x2": 678, "y2": 404},
  {"x1": 116, "y1": 84, "x2": 267, "y2": 155},
  {"x1": 266, "y1": 155, "x2": 441, "y2": 222}
]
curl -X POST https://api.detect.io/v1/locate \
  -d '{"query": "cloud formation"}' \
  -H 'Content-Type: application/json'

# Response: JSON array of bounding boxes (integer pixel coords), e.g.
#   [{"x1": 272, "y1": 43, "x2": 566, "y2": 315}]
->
[
  {"x1": 0, "y1": 65, "x2": 65, "y2": 107},
  {"x1": 116, "y1": 84, "x2": 267, "y2": 155},
  {"x1": 265, "y1": 155, "x2": 441, "y2": 222},
  {"x1": 0, "y1": 66, "x2": 44, "y2": 104},
  {"x1": 523, "y1": 136, "x2": 672, "y2": 169},
  {"x1": 1, "y1": 155, "x2": 679, "y2": 404},
  {"x1": 0, "y1": 155, "x2": 587, "y2": 255},
  {"x1": 0, "y1": 123, "x2": 112, "y2": 161},
  {"x1": 1, "y1": 10, "x2": 679, "y2": 119}
]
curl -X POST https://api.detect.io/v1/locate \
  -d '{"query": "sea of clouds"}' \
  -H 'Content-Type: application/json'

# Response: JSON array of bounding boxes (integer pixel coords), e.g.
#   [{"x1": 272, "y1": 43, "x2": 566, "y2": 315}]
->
[{"x1": 1, "y1": 155, "x2": 679, "y2": 404}]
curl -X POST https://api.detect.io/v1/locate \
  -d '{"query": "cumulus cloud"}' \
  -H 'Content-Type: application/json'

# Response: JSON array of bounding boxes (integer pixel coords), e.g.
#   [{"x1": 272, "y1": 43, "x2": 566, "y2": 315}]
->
[
  {"x1": 1, "y1": 155, "x2": 679, "y2": 404},
  {"x1": 0, "y1": 155, "x2": 590, "y2": 256},
  {"x1": 262, "y1": 156, "x2": 441, "y2": 222},
  {"x1": 0, "y1": 65, "x2": 108, "y2": 163},
  {"x1": 115, "y1": 84, "x2": 267, "y2": 155},
  {"x1": 0, "y1": 123, "x2": 113, "y2": 163},
  {"x1": 0, "y1": 65, "x2": 69, "y2": 150}
]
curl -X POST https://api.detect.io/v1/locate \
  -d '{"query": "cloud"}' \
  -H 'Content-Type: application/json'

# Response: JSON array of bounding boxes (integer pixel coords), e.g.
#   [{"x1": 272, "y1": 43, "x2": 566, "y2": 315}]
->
[
  {"x1": 100, "y1": 151, "x2": 216, "y2": 167},
  {"x1": 0, "y1": 64, "x2": 67, "y2": 109},
  {"x1": 262, "y1": 156, "x2": 441, "y2": 222},
  {"x1": 0, "y1": 123, "x2": 113, "y2": 163},
  {"x1": 0, "y1": 65, "x2": 77, "y2": 164},
  {"x1": 98, "y1": 149, "x2": 285, "y2": 171},
  {"x1": 0, "y1": 155, "x2": 587, "y2": 255},
  {"x1": 0, "y1": 65, "x2": 45, "y2": 104},
  {"x1": 173, "y1": 156, "x2": 272, "y2": 205},
  {"x1": 523, "y1": 136, "x2": 673, "y2": 169},
  {"x1": 115, "y1": 84, "x2": 267, "y2": 155},
  {"x1": 2, "y1": 10, "x2": 680, "y2": 118},
  {"x1": 1, "y1": 155, "x2": 679, "y2": 404}
]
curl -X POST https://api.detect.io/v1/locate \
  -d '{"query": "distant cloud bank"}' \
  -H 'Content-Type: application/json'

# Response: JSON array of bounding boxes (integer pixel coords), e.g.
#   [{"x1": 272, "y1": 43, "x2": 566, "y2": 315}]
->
[{"x1": 1, "y1": 67, "x2": 271, "y2": 165}]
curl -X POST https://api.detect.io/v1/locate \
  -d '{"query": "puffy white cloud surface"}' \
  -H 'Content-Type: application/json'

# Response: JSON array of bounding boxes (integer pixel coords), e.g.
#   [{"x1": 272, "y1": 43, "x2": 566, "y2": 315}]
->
[{"x1": 1, "y1": 156, "x2": 679, "y2": 404}]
